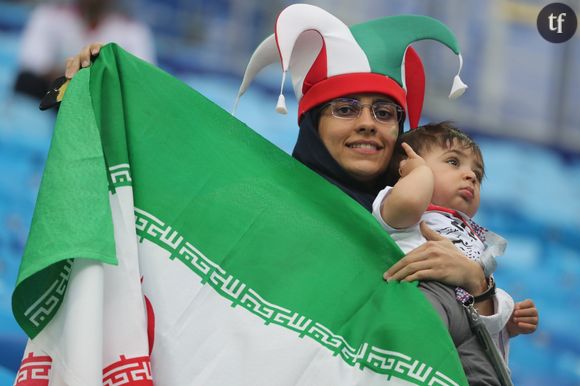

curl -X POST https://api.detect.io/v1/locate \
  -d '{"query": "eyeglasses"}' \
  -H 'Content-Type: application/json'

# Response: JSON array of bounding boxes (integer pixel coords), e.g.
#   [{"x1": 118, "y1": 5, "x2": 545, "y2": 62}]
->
[
  {"x1": 322, "y1": 98, "x2": 404, "y2": 125},
  {"x1": 323, "y1": 98, "x2": 404, "y2": 124}
]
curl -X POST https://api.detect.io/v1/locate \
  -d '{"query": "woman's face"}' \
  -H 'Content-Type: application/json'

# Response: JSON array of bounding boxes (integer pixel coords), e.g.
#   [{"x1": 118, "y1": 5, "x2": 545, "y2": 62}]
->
[{"x1": 318, "y1": 94, "x2": 400, "y2": 183}]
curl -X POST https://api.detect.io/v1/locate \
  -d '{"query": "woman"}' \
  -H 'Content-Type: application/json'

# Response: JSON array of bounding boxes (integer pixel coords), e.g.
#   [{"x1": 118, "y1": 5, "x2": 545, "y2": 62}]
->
[
  {"x1": 295, "y1": 93, "x2": 503, "y2": 385},
  {"x1": 62, "y1": 6, "x2": 508, "y2": 384}
]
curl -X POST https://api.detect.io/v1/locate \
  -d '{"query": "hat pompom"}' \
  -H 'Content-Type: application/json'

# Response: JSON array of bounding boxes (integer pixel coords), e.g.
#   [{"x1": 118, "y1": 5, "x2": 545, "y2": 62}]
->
[
  {"x1": 449, "y1": 53, "x2": 467, "y2": 99},
  {"x1": 276, "y1": 94, "x2": 288, "y2": 114},
  {"x1": 449, "y1": 75, "x2": 468, "y2": 99}
]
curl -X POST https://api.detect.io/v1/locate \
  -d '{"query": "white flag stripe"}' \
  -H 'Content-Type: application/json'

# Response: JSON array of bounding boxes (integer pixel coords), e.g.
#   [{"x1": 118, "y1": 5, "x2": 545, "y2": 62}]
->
[
  {"x1": 15, "y1": 186, "x2": 151, "y2": 386},
  {"x1": 33, "y1": 258, "x2": 104, "y2": 386},
  {"x1": 102, "y1": 189, "x2": 149, "y2": 367},
  {"x1": 140, "y1": 238, "x2": 420, "y2": 386}
]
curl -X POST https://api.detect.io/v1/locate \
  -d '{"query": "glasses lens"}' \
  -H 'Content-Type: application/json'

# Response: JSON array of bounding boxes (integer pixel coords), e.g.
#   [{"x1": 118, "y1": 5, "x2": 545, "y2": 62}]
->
[
  {"x1": 372, "y1": 102, "x2": 401, "y2": 123},
  {"x1": 330, "y1": 100, "x2": 360, "y2": 119}
]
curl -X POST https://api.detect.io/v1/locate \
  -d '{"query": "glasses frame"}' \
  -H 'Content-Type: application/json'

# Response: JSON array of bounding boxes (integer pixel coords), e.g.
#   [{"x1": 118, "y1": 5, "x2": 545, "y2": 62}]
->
[{"x1": 322, "y1": 98, "x2": 404, "y2": 125}]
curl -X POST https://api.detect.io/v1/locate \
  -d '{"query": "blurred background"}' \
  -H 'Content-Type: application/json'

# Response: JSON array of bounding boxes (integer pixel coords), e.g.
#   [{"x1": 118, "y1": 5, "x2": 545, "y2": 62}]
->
[{"x1": 0, "y1": 0, "x2": 578, "y2": 384}]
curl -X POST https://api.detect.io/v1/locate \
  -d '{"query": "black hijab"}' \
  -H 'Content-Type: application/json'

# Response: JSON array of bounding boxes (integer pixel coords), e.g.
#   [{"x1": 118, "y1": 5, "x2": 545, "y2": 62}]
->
[{"x1": 292, "y1": 107, "x2": 397, "y2": 212}]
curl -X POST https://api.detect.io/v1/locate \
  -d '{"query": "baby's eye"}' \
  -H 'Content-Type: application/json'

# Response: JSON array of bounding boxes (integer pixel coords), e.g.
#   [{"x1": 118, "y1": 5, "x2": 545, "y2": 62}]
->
[
  {"x1": 474, "y1": 170, "x2": 483, "y2": 182},
  {"x1": 446, "y1": 157, "x2": 459, "y2": 166}
]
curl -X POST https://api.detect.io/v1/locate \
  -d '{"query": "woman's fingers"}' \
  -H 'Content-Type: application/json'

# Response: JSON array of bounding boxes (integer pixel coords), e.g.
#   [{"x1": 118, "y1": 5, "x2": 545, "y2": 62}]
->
[
  {"x1": 65, "y1": 55, "x2": 80, "y2": 79},
  {"x1": 84, "y1": 43, "x2": 103, "y2": 64},
  {"x1": 385, "y1": 249, "x2": 456, "y2": 283},
  {"x1": 383, "y1": 243, "x2": 428, "y2": 280},
  {"x1": 79, "y1": 45, "x2": 93, "y2": 68},
  {"x1": 89, "y1": 43, "x2": 102, "y2": 56},
  {"x1": 64, "y1": 43, "x2": 103, "y2": 79},
  {"x1": 385, "y1": 258, "x2": 432, "y2": 282},
  {"x1": 384, "y1": 239, "x2": 445, "y2": 281},
  {"x1": 385, "y1": 224, "x2": 452, "y2": 281},
  {"x1": 397, "y1": 268, "x2": 439, "y2": 283},
  {"x1": 80, "y1": 43, "x2": 103, "y2": 67},
  {"x1": 420, "y1": 221, "x2": 446, "y2": 241},
  {"x1": 384, "y1": 233, "x2": 485, "y2": 293},
  {"x1": 388, "y1": 259, "x2": 466, "y2": 283}
]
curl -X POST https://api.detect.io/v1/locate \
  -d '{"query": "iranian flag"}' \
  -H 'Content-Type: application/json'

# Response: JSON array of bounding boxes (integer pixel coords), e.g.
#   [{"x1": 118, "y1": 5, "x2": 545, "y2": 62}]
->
[{"x1": 12, "y1": 44, "x2": 468, "y2": 386}]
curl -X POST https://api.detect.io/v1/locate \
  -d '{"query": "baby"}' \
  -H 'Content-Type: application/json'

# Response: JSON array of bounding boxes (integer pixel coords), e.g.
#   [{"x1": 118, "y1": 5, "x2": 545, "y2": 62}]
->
[{"x1": 373, "y1": 122, "x2": 538, "y2": 359}]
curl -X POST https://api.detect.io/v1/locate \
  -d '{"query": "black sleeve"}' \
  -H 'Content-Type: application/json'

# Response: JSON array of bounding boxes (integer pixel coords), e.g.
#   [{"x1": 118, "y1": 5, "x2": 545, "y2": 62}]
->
[
  {"x1": 14, "y1": 70, "x2": 50, "y2": 100},
  {"x1": 418, "y1": 281, "x2": 501, "y2": 386}
]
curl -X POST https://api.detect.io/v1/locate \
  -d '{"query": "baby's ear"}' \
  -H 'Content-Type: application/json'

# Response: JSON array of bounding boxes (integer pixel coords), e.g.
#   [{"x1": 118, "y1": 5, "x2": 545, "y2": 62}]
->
[{"x1": 397, "y1": 159, "x2": 406, "y2": 176}]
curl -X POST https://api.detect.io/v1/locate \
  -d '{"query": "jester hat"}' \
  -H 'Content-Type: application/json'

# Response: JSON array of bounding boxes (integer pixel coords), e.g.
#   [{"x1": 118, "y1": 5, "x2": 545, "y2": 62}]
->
[{"x1": 235, "y1": 4, "x2": 467, "y2": 129}]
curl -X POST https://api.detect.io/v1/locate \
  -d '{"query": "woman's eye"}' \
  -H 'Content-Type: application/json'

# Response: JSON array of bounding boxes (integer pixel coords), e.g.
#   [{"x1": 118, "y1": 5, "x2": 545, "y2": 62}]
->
[
  {"x1": 374, "y1": 108, "x2": 394, "y2": 119},
  {"x1": 334, "y1": 105, "x2": 357, "y2": 116}
]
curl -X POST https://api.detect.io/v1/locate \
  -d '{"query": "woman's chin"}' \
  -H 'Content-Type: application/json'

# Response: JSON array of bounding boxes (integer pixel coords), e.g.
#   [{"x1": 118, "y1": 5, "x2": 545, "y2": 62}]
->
[{"x1": 344, "y1": 165, "x2": 386, "y2": 183}]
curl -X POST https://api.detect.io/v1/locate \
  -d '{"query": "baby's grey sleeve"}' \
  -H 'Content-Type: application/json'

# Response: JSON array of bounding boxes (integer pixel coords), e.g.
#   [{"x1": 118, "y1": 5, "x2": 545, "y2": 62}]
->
[{"x1": 418, "y1": 281, "x2": 502, "y2": 386}]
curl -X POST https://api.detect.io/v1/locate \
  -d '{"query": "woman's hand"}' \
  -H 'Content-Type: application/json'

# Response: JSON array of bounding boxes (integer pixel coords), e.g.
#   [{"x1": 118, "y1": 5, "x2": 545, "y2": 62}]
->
[
  {"x1": 65, "y1": 43, "x2": 103, "y2": 79},
  {"x1": 384, "y1": 221, "x2": 487, "y2": 295}
]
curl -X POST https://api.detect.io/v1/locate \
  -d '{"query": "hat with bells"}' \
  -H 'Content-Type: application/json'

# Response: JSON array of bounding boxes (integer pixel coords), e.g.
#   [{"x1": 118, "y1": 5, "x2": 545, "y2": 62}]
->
[{"x1": 234, "y1": 4, "x2": 467, "y2": 129}]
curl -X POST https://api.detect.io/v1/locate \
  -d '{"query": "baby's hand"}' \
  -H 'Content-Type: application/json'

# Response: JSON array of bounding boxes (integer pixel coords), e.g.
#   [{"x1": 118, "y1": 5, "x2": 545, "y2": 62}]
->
[
  {"x1": 507, "y1": 299, "x2": 539, "y2": 337},
  {"x1": 398, "y1": 142, "x2": 427, "y2": 177}
]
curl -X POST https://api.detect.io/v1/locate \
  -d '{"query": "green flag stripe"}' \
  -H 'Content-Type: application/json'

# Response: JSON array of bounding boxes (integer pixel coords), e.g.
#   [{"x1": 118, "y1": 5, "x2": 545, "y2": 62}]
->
[
  {"x1": 12, "y1": 68, "x2": 117, "y2": 338},
  {"x1": 12, "y1": 260, "x2": 73, "y2": 335}
]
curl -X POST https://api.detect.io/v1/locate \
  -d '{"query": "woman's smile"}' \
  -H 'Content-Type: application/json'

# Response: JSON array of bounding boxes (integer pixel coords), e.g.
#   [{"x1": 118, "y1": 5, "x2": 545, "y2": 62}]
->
[{"x1": 346, "y1": 140, "x2": 384, "y2": 154}]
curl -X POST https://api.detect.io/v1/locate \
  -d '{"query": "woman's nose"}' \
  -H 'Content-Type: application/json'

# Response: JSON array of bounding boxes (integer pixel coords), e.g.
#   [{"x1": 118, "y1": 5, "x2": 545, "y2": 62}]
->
[
  {"x1": 356, "y1": 125, "x2": 377, "y2": 135},
  {"x1": 355, "y1": 106, "x2": 377, "y2": 134}
]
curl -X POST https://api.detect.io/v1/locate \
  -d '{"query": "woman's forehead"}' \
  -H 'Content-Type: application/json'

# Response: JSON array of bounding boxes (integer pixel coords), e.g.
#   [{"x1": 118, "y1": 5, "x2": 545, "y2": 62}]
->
[{"x1": 341, "y1": 93, "x2": 396, "y2": 103}]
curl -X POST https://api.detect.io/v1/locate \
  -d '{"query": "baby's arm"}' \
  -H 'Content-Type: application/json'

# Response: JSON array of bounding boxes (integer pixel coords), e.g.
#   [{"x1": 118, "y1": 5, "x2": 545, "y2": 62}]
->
[
  {"x1": 478, "y1": 287, "x2": 514, "y2": 361},
  {"x1": 380, "y1": 143, "x2": 434, "y2": 229}
]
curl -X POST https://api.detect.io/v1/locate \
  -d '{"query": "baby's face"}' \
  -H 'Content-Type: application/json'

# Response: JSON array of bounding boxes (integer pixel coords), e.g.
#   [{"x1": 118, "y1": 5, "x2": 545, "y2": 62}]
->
[{"x1": 422, "y1": 142, "x2": 483, "y2": 217}]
